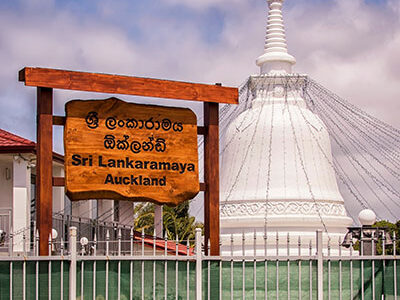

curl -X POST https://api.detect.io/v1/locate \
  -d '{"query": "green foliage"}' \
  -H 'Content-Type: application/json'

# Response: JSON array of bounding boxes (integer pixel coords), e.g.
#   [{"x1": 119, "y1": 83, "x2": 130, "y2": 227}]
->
[
  {"x1": 345, "y1": 220, "x2": 399, "y2": 255},
  {"x1": 133, "y1": 201, "x2": 203, "y2": 244},
  {"x1": 372, "y1": 220, "x2": 400, "y2": 255},
  {"x1": 133, "y1": 202, "x2": 155, "y2": 234}
]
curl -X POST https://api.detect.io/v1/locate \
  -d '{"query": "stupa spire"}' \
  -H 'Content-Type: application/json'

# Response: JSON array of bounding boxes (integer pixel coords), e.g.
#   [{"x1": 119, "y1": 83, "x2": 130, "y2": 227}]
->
[{"x1": 256, "y1": 0, "x2": 296, "y2": 75}]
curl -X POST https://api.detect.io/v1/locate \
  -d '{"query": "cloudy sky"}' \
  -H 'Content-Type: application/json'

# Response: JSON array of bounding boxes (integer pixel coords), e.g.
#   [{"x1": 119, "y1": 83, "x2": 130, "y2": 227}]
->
[{"x1": 0, "y1": 0, "x2": 399, "y2": 221}]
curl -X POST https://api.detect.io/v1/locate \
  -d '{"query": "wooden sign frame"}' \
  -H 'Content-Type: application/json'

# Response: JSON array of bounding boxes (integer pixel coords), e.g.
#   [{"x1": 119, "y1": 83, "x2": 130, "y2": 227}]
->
[{"x1": 19, "y1": 67, "x2": 238, "y2": 256}]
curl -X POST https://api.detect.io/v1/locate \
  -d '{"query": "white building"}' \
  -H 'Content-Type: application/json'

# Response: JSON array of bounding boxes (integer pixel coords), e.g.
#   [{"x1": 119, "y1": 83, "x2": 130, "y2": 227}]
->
[
  {"x1": 220, "y1": 0, "x2": 353, "y2": 255},
  {"x1": 0, "y1": 128, "x2": 134, "y2": 254}
]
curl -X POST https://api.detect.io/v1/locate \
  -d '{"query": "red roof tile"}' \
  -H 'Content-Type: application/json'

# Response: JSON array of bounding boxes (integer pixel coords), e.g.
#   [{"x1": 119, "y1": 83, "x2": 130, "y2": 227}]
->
[
  {"x1": 0, "y1": 129, "x2": 35, "y2": 148},
  {"x1": 0, "y1": 128, "x2": 64, "y2": 163},
  {"x1": 134, "y1": 233, "x2": 195, "y2": 256}
]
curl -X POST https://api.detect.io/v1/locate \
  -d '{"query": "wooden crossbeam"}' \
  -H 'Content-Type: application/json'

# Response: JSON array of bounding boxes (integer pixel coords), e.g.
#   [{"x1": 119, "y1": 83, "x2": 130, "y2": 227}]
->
[{"x1": 19, "y1": 67, "x2": 238, "y2": 104}]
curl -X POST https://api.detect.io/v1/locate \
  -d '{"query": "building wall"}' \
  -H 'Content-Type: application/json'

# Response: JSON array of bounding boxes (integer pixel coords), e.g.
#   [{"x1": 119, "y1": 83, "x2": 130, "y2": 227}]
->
[
  {"x1": 119, "y1": 201, "x2": 134, "y2": 226},
  {"x1": 0, "y1": 156, "x2": 13, "y2": 210},
  {"x1": 72, "y1": 200, "x2": 96, "y2": 219},
  {"x1": 97, "y1": 200, "x2": 114, "y2": 222},
  {"x1": 0, "y1": 152, "x2": 137, "y2": 253},
  {"x1": 52, "y1": 165, "x2": 65, "y2": 214},
  {"x1": 12, "y1": 156, "x2": 31, "y2": 252}
]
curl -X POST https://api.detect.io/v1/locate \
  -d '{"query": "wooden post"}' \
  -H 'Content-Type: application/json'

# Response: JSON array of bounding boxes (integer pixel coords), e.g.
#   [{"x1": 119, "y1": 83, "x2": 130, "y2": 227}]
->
[
  {"x1": 204, "y1": 102, "x2": 220, "y2": 256},
  {"x1": 36, "y1": 87, "x2": 53, "y2": 256}
]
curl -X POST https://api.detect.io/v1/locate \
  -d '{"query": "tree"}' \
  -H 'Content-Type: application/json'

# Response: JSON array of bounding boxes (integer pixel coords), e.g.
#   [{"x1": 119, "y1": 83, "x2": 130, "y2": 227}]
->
[
  {"x1": 372, "y1": 220, "x2": 400, "y2": 255},
  {"x1": 133, "y1": 202, "x2": 155, "y2": 234},
  {"x1": 133, "y1": 201, "x2": 203, "y2": 244}
]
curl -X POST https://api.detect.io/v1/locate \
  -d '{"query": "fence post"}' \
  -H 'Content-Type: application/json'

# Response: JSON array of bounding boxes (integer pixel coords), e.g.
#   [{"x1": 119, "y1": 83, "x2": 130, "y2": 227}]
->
[
  {"x1": 195, "y1": 228, "x2": 202, "y2": 300},
  {"x1": 8, "y1": 211, "x2": 12, "y2": 255},
  {"x1": 316, "y1": 230, "x2": 323, "y2": 300},
  {"x1": 8, "y1": 227, "x2": 13, "y2": 256},
  {"x1": 69, "y1": 226, "x2": 77, "y2": 300}
]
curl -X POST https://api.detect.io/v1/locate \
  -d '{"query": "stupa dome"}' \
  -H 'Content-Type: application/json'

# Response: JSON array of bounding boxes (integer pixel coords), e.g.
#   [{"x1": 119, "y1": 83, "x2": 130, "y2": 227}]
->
[{"x1": 219, "y1": 0, "x2": 353, "y2": 254}]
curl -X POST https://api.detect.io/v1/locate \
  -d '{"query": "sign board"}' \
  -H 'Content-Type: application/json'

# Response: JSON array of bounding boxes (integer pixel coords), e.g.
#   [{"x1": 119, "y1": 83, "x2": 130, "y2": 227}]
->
[{"x1": 64, "y1": 97, "x2": 199, "y2": 206}]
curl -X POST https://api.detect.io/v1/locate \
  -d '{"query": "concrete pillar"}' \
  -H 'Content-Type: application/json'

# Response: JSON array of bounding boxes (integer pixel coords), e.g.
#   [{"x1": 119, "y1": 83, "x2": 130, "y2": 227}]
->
[
  {"x1": 154, "y1": 205, "x2": 163, "y2": 237},
  {"x1": 69, "y1": 226, "x2": 77, "y2": 299},
  {"x1": 97, "y1": 200, "x2": 114, "y2": 223},
  {"x1": 118, "y1": 201, "x2": 134, "y2": 226},
  {"x1": 52, "y1": 165, "x2": 64, "y2": 214},
  {"x1": 72, "y1": 200, "x2": 95, "y2": 219},
  {"x1": 12, "y1": 157, "x2": 30, "y2": 252},
  {"x1": 195, "y1": 228, "x2": 202, "y2": 300},
  {"x1": 316, "y1": 230, "x2": 324, "y2": 300}
]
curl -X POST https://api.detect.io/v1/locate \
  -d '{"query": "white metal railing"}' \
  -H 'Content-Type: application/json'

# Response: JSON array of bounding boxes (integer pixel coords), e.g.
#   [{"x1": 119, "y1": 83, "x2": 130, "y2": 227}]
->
[{"x1": 0, "y1": 227, "x2": 398, "y2": 299}]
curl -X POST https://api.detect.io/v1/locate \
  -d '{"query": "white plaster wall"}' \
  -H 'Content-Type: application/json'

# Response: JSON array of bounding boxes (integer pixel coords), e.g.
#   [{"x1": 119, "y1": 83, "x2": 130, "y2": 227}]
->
[
  {"x1": 12, "y1": 157, "x2": 30, "y2": 252},
  {"x1": 52, "y1": 165, "x2": 64, "y2": 214},
  {"x1": 72, "y1": 200, "x2": 96, "y2": 219}
]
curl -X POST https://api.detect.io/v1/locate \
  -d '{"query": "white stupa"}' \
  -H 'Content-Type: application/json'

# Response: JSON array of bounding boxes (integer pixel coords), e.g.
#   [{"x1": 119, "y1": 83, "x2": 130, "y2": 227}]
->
[{"x1": 220, "y1": 0, "x2": 353, "y2": 255}]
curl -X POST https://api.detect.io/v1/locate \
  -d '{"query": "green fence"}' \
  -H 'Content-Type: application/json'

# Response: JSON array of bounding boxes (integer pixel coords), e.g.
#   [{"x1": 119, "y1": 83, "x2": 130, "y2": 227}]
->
[
  {"x1": 202, "y1": 259, "x2": 399, "y2": 300},
  {"x1": 1, "y1": 258, "x2": 399, "y2": 299},
  {"x1": 0, "y1": 260, "x2": 70, "y2": 299},
  {"x1": 76, "y1": 260, "x2": 196, "y2": 300},
  {"x1": 0, "y1": 259, "x2": 197, "y2": 300},
  {"x1": 203, "y1": 260, "x2": 318, "y2": 299}
]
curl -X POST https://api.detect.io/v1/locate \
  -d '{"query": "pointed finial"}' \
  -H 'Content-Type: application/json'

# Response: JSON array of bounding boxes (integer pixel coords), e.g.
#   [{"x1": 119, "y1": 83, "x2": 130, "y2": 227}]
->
[{"x1": 256, "y1": 0, "x2": 296, "y2": 75}]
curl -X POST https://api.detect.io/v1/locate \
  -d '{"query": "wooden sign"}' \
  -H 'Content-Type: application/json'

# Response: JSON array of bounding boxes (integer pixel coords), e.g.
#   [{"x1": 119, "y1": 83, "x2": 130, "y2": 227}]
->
[{"x1": 64, "y1": 97, "x2": 199, "y2": 206}]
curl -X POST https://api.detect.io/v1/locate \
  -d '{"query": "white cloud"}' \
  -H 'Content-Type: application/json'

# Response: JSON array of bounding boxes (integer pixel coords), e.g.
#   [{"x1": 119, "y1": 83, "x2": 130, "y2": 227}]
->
[
  {"x1": 284, "y1": 0, "x2": 400, "y2": 128},
  {"x1": 162, "y1": 0, "x2": 244, "y2": 10},
  {"x1": 0, "y1": 7, "x2": 145, "y2": 142}
]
